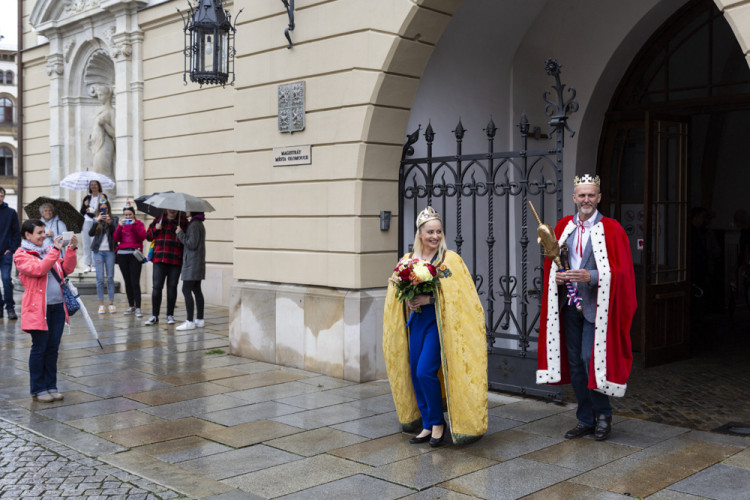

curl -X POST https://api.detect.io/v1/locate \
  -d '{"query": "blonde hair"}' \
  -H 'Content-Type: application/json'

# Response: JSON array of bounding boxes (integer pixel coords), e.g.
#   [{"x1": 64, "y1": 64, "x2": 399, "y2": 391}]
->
[{"x1": 412, "y1": 220, "x2": 448, "y2": 258}]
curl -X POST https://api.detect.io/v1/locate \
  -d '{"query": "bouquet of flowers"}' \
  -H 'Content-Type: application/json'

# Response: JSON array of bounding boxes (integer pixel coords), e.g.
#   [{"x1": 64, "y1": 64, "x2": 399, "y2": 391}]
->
[{"x1": 390, "y1": 258, "x2": 452, "y2": 314}]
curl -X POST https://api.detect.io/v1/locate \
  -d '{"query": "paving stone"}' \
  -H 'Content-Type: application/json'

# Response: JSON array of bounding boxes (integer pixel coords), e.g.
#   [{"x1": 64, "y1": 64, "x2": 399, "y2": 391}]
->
[
  {"x1": 222, "y1": 454, "x2": 370, "y2": 498},
  {"x1": 329, "y1": 410, "x2": 402, "y2": 439},
  {"x1": 723, "y1": 447, "x2": 750, "y2": 470},
  {"x1": 265, "y1": 427, "x2": 368, "y2": 457},
  {"x1": 489, "y1": 399, "x2": 572, "y2": 423},
  {"x1": 460, "y1": 428, "x2": 563, "y2": 461},
  {"x1": 34, "y1": 397, "x2": 149, "y2": 422},
  {"x1": 276, "y1": 473, "x2": 413, "y2": 499},
  {"x1": 140, "y1": 394, "x2": 250, "y2": 420},
  {"x1": 223, "y1": 381, "x2": 322, "y2": 405},
  {"x1": 523, "y1": 437, "x2": 639, "y2": 471},
  {"x1": 667, "y1": 463, "x2": 750, "y2": 500},
  {"x1": 400, "y1": 487, "x2": 478, "y2": 499},
  {"x1": 66, "y1": 410, "x2": 165, "y2": 433},
  {"x1": 569, "y1": 455, "x2": 696, "y2": 498},
  {"x1": 97, "y1": 416, "x2": 225, "y2": 447},
  {"x1": 270, "y1": 403, "x2": 379, "y2": 430},
  {"x1": 329, "y1": 433, "x2": 434, "y2": 467},
  {"x1": 199, "y1": 419, "x2": 302, "y2": 449},
  {"x1": 200, "y1": 401, "x2": 303, "y2": 426},
  {"x1": 179, "y1": 444, "x2": 301, "y2": 480},
  {"x1": 126, "y1": 382, "x2": 232, "y2": 406}
]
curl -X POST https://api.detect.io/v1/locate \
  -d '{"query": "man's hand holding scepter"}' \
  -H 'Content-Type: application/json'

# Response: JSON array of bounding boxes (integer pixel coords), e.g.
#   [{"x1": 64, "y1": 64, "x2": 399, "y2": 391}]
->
[{"x1": 528, "y1": 201, "x2": 582, "y2": 312}]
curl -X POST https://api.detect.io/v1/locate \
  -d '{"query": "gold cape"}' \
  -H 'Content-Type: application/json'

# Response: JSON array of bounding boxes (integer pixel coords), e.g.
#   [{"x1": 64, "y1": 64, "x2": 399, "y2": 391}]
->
[{"x1": 383, "y1": 250, "x2": 488, "y2": 445}]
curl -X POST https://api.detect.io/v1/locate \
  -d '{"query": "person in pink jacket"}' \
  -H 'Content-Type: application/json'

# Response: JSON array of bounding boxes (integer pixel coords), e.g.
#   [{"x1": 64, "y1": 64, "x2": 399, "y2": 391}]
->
[
  {"x1": 113, "y1": 202, "x2": 147, "y2": 317},
  {"x1": 14, "y1": 219, "x2": 78, "y2": 403}
]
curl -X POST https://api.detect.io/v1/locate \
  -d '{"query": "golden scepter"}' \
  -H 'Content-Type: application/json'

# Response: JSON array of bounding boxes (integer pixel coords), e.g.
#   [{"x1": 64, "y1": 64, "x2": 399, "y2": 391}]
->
[
  {"x1": 528, "y1": 201, "x2": 562, "y2": 269},
  {"x1": 528, "y1": 201, "x2": 582, "y2": 311}
]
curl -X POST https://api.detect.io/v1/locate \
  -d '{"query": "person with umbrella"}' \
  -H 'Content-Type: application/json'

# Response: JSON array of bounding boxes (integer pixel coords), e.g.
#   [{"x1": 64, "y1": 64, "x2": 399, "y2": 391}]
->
[
  {"x1": 14, "y1": 220, "x2": 78, "y2": 403},
  {"x1": 144, "y1": 209, "x2": 187, "y2": 325},
  {"x1": 0, "y1": 186, "x2": 20, "y2": 320},
  {"x1": 40, "y1": 203, "x2": 67, "y2": 249},
  {"x1": 175, "y1": 211, "x2": 206, "y2": 330},
  {"x1": 79, "y1": 180, "x2": 108, "y2": 273},
  {"x1": 89, "y1": 199, "x2": 118, "y2": 314},
  {"x1": 113, "y1": 200, "x2": 146, "y2": 317}
]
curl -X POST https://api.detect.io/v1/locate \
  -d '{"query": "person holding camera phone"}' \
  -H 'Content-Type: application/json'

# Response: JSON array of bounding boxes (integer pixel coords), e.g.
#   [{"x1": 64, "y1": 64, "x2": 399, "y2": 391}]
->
[
  {"x1": 113, "y1": 201, "x2": 146, "y2": 317},
  {"x1": 79, "y1": 181, "x2": 108, "y2": 273},
  {"x1": 89, "y1": 200, "x2": 118, "y2": 314}
]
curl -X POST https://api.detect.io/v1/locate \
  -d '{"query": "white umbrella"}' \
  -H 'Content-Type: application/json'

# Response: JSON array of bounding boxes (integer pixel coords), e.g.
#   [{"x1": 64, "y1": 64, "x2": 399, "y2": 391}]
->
[
  {"x1": 145, "y1": 192, "x2": 215, "y2": 213},
  {"x1": 60, "y1": 171, "x2": 115, "y2": 191},
  {"x1": 65, "y1": 281, "x2": 103, "y2": 349}
]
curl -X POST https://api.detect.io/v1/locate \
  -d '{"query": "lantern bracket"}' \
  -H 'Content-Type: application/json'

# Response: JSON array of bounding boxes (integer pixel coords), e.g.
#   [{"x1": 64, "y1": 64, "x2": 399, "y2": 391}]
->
[{"x1": 281, "y1": 0, "x2": 295, "y2": 49}]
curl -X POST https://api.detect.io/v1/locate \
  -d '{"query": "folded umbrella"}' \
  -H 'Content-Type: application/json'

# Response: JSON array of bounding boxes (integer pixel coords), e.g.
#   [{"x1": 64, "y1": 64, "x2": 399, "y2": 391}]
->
[
  {"x1": 144, "y1": 192, "x2": 215, "y2": 213},
  {"x1": 65, "y1": 281, "x2": 103, "y2": 349},
  {"x1": 60, "y1": 171, "x2": 115, "y2": 191},
  {"x1": 24, "y1": 196, "x2": 85, "y2": 233},
  {"x1": 134, "y1": 191, "x2": 174, "y2": 218}
]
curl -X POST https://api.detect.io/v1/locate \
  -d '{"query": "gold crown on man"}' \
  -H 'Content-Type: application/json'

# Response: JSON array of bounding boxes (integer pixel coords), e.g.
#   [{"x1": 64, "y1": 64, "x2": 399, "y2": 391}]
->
[
  {"x1": 416, "y1": 206, "x2": 441, "y2": 228},
  {"x1": 573, "y1": 174, "x2": 600, "y2": 187}
]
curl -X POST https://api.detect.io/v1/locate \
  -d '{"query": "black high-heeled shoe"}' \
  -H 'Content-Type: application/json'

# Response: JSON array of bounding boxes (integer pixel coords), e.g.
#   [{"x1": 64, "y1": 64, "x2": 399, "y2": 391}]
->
[{"x1": 409, "y1": 430, "x2": 432, "y2": 444}]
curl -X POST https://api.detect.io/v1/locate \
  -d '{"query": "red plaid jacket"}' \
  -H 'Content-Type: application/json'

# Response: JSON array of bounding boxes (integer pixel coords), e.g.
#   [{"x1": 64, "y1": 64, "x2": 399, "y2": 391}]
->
[{"x1": 146, "y1": 216, "x2": 188, "y2": 266}]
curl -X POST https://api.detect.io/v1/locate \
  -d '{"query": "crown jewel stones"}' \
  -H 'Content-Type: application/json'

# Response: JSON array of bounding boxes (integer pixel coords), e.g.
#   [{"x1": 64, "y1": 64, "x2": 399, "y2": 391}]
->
[
  {"x1": 416, "y1": 206, "x2": 441, "y2": 228},
  {"x1": 573, "y1": 174, "x2": 601, "y2": 187}
]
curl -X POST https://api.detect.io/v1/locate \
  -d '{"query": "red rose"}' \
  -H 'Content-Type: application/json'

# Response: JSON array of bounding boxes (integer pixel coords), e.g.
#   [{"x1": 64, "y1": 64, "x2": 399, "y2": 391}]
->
[
  {"x1": 399, "y1": 268, "x2": 411, "y2": 282},
  {"x1": 426, "y1": 264, "x2": 437, "y2": 276}
]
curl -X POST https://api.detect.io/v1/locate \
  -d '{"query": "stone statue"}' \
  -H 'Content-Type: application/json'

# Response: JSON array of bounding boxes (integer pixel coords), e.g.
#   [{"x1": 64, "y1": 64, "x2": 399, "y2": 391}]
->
[{"x1": 90, "y1": 85, "x2": 115, "y2": 179}]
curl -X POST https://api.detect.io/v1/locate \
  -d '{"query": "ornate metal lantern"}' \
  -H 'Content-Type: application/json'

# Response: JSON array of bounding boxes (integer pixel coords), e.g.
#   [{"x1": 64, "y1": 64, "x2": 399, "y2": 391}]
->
[{"x1": 178, "y1": 0, "x2": 242, "y2": 86}]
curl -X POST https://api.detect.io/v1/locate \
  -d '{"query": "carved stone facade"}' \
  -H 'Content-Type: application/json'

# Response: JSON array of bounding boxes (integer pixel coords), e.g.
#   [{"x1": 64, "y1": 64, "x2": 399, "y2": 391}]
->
[{"x1": 29, "y1": 0, "x2": 146, "y2": 208}]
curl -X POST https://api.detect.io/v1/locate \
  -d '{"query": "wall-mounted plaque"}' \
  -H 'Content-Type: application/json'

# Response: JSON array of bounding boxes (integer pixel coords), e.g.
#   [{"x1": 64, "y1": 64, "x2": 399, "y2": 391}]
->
[
  {"x1": 278, "y1": 81, "x2": 305, "y2": 133},
  {"x1": 273, "y1": 145, "x2": 312, "y2": 166}
]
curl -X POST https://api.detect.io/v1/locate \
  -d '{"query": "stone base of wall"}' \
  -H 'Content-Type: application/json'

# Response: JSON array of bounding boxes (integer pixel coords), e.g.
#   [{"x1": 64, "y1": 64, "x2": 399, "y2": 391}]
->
[{"x1": 229, "y1": 281, "x2": 387, "y2": 383}]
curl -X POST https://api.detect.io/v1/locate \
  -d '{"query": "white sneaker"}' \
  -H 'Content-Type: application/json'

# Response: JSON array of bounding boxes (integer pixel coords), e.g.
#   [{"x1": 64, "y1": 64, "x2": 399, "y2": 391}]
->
[
  {"x1": 194, "y1": 319, "x2": 205, "y2": 328},
  {"x1": 167, "y1": 315, "x2": 176, "y2": 325},
  {"x1": 135, "y1": 308, "x2": 143, "y2": 318},
  {"x1": 124, "y1": 307, "x2": 135, "y2": 315},
  {"x1": 145, "y1": 316, "x2": 158, "y2": 325},
  {"x1": 176, "y1": 321, "x2": 195, "y2": 331},
  {"x1": 98, "y1": 305, "x2": 105, "y2": 314}
]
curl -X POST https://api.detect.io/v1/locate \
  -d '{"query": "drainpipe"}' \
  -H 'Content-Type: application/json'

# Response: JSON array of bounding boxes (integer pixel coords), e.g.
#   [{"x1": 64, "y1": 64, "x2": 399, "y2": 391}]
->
[{"x1": 16, "y1": 0, "x2": 23, "y2": 218}]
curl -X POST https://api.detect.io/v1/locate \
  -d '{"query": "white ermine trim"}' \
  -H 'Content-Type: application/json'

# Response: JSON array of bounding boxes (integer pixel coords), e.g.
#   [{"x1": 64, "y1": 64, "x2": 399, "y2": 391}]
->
[
  {"x1": 589, "y1": 223, "x2": 627, "y2": 397},
  {"x1": 536, "y1": 220, "x2": 576, "y2": 385}
]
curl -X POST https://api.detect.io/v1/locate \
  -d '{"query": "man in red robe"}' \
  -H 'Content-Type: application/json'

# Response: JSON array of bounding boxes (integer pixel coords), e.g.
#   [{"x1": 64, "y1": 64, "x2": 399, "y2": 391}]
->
[{"x1": 536, "y1": 174, "x2": 637, "y2": 441}]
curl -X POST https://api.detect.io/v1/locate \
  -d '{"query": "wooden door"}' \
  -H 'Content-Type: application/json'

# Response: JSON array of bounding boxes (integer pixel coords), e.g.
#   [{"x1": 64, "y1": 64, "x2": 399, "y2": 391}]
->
[{"x1": 642, "y1": 114, "x2": 690, "y2": 367}]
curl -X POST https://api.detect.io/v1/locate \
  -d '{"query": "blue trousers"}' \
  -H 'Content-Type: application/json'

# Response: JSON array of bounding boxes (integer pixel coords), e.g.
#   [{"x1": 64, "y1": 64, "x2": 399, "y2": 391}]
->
[
  {"x1": 28, "y1": 303, "x2": 65, "y2": 396},
  {"x1": 0, "y1": 251, "x2": 15, "y2": 310},
  {"x1": 94, "y1": 250, "x2": 115, "y2": 301},
  {"x1": 408, "y1": 304, "x2": 445, "y2": 429},
  {"x1": 563, "y1": 305, "x2": 612, "y2": 426}
]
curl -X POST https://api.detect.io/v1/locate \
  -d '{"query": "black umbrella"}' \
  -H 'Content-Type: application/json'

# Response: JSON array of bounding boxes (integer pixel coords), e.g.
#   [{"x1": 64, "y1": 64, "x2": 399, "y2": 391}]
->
[
  {"x1": 24, "y1": 196, "x2": 85, "y2": 233},
  {"x1": 134, "y1": 191, "x2": 174, "y2": 218}
]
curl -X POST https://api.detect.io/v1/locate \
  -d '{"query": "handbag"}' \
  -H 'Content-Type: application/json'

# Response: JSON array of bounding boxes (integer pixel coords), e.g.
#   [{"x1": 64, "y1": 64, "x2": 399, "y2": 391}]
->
[
  {"x1": 33, "y1": 254, "x2": 80, "y2": 316},
  {"x1": 146, "y1": 241, "x2": 155, "y2": 261},
  {"x1": 133, "y1": 249, "x2": 146, "y2": 263}
]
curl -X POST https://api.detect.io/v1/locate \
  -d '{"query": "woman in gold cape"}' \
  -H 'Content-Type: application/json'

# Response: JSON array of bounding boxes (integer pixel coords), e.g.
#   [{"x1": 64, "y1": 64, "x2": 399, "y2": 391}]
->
[{"x1": 383, "y1": 207, "x2": 488, "y2": 445}]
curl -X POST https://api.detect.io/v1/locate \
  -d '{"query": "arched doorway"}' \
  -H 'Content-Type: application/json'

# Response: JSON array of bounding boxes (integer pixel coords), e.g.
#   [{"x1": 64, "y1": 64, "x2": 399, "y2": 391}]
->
[{"x1": 598, "y1": 0, "x2": 750, "y2": 367}]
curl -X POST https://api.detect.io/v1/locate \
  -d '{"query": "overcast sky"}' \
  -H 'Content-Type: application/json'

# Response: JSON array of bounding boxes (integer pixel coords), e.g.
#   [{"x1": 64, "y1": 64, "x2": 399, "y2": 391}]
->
[{"x1": 0, "y1": 0, "x2": 18, "y2": 49}]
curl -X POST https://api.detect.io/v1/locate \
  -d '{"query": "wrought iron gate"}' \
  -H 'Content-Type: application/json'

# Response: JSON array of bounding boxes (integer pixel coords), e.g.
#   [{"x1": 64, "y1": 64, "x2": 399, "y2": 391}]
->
[{"x1": 398, "y1": 59, "x2": 578, "y2": 400}]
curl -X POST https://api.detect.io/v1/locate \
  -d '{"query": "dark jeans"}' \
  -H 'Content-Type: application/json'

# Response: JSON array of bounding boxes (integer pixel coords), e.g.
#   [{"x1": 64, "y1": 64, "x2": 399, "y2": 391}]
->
[
  {"x1": 182, "y1": 280, "x2": 204, "y2": 322},
  {"x1": 152, "y1": 262, "x2": 181, "y2": 318},
  {"x1": 563, "y1": 304, "x2": 612, "y2": 426},
  {"x1": 0, "y1": 251, "x2": 15, "y2": 310},
  {"x1": 28, "y1": 303, "x2": 65, "y2": 396},
  {"x1": 117, "y1": 253, "x2": 143, "y2": 308}
]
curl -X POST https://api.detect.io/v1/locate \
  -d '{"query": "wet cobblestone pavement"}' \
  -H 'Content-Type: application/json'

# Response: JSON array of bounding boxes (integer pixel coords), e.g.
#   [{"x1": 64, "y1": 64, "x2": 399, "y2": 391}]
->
[
  {"x1": 1, "y1": 291, "x2": 749, "y2": 499},
  {"x1": 0, "y1": 419, "x2": 183, "y2": 499}
]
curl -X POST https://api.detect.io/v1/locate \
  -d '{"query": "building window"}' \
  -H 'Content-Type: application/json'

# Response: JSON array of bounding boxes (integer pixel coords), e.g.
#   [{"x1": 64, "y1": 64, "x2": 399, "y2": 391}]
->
[
  {"x1": 5, "y1": 72, "x2": 13, "y2": 85},
  {"x1": 0, "y1": 147, "x2": 12, "y2": 177},
  {"x1": 0, "y1": 98, "x2": 12, "y2": 124}
]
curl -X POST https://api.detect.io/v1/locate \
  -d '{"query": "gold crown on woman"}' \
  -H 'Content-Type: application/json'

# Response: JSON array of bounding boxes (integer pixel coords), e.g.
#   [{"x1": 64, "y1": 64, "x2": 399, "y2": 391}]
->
[
  {"x1": 573, "y1": 174, "x2": 600, "y2": 187},
  {"x1": 416, "y1": 206, "x2": 441, "y2": 228}
]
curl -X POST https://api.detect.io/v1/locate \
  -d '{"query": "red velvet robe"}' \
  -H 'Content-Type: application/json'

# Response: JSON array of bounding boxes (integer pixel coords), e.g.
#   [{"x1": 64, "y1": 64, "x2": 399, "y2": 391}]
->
[{"x1": 536, "y1": 215, "x2": 637, "y2": 397}]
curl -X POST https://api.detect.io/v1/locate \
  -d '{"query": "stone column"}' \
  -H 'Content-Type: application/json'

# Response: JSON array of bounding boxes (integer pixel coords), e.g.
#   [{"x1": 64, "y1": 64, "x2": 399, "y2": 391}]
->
[{"x1": 45, "y1": 34, "x2": 65, "y2": 199}]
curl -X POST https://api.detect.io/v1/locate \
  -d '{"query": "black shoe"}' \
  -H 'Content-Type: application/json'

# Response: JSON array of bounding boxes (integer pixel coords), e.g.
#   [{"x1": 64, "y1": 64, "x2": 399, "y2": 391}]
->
[
  {"x1": 409, "y1": 431, "x2": 431, "y2": 444},
  {"x1": 564, "y1": 423, "x2": 595, "y2": 439},
  {"x1": 594, "y1": 414, "x2": 612, "y2": 441},
  {"x1": 429, "y1": 431, "x2": 446, "y2": 448},
  {"x1": 7, "y1": 309, "x2": 17, "y2": 320}
]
